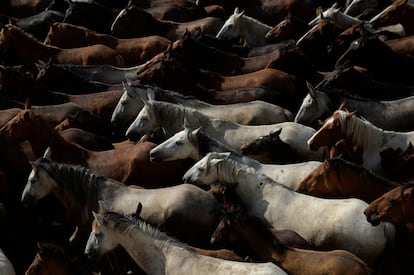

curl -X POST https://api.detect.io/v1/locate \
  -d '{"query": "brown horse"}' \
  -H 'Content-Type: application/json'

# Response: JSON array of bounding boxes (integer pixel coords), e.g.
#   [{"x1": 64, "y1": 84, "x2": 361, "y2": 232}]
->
[
  {"x1": 25, "y1": 242, "x2": 91, "y2": 275},
  {"x1": 296, "y1": 157, "x2": 402, "y2": 203},
  {"x1": 370, "y1": 0, "x2": 414, "y2": 35},
  {"x1": 265, "y1": 13, "x2": 309, "y2": 43},
  {"x1": 44, "y1": 22, "x2": 171, "y2": 66},
  {"x1": 111, "y1": 5, "x2": 223, "y2": 41},
  {"x1": 137, "y1": 53, "x2": 304, "y2": 107},
  {"x1": 210, "y1": 187, "x2": 372, "y2": 275},
  {"x1": 240, "y1": 128, "x2": 303, "y2": 164},
  {"x1": 0, "y1": 24, "x2": 125, "y2": 66},
  {"x1": 0, "y1": 109, "x2": 186, "y2": 187},
  {"x1": 364, "y1": 183, "x2": 414, "y2": 226}
]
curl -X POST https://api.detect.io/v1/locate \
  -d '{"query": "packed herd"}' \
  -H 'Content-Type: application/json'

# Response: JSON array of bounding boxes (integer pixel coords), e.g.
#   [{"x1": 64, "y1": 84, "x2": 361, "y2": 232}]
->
[{"x1": 1, "y1": 0, "x2": 414, "y2": 274}]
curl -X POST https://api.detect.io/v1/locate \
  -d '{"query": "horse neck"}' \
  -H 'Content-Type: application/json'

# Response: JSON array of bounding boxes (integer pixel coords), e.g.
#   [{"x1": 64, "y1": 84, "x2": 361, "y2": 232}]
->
[
  {"x1": 231, "y1": 217, "x2": 285, "y2": 264},
  {"x1": 196, "y1": 132, "x2": 240, "y2": 158},
  {"x1": 342, "y1": 114, "x2": 383, "y2": 151},
  {"x1": 52, "y1": 167, "x2": 99, "y2": 227},
  {"x1": 237, "y1": 15, "x2": 271, "y2": 46},
  {"x1": 48, "y1": 133, "x2": 89, "y2": 164},
  {"x1": 111, "y1": 222, "x2": 187, "y2": 274},
  {"x1": 335, "y1": 12, "x2": 360, "y2": 28},
  {"x1": 3, "y1": 28, "x2": 59, "y2": 62}
]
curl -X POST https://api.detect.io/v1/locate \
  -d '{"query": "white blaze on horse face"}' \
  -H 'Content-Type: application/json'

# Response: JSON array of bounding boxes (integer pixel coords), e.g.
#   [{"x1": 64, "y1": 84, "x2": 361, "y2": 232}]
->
[{"x1": 149, "y1": 129, "x2": 197, "y2": 161}]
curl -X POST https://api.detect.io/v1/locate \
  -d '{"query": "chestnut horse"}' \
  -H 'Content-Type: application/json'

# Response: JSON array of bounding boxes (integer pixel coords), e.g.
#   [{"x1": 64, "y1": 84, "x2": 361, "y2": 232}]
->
[
  {"x1": 0, "y1": 109, "x2": 186, "y2": 187},
  {"x1": 0, "y1": 24, "x2": 125, "y2": 66},
  {"x1": 44, "y1": 22, "x2": 171, "y2": 66},
  {"x1": 296, "y1": 157, "x2": 402, "y2": 203},
  {"x1": 265, "y1": 13, "x2": 309, "y2": 43},
  {"x1": 364, "y1": 183, "x2": 414, "y2": 226},
  {"x1": 210, "y1": 188, "x2": 373, "y2": 275},
  {"x1": 370, "y1": 0, "x2": 414, "y2": 35}
]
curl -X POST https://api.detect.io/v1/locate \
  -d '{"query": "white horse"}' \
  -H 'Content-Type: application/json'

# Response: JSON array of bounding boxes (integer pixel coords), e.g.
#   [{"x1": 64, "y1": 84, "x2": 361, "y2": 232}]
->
[
  {"x1": 126, "y1": 99, "x2": 327, "y2": 160},
  {"x1": 307, "y1": 109, "x2": 414, "y2": 176},
  {"x1": 216, "y1": 7, "x2": 272, "y2": 47},
  {"x1": 86, "y1": 204, "x2": 287, "y2": 275},
  {"x1": 21, "y1": 158, "x2": 223, "y2": 247},
  {"x1": 295, "y1": 85, "x2": 414, "y2": 131},
  {"x1": 308, "y1": 3, "x2": 362, "y2": 28},
  {"x1": 0, "y1": 248, "x2": 15, "y2": 275},
  {"x1": 113, "y1": 82, "x2": 293, "y2": 132},
  {"x1": 183, "y1": 152, "x2": 395, "y2": 264},
  {"x1": 150, "y1": 127, "x2": 322, "y2": 190}
]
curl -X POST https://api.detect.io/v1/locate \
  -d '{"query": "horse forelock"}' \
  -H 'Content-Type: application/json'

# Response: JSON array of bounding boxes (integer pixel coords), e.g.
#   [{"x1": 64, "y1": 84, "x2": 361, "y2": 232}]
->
[
  {"x1": 102, "y1": 210, "x2": 186, "y2": 248},
  {"x1": 36, "y1": 159, "x2": 100, "y2": 204}
]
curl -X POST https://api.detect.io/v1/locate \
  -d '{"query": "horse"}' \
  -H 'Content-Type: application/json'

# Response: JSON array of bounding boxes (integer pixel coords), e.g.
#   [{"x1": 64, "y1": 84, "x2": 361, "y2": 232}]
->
[
  {"x1": 216, "y1": 8, "x2": 272, "y2": 47},
  {"x1": 54, "y1": 63, "x2": 148, "y2": 85},
  {"x1": 85, "y1": 203, "x2": 287, "y2": 275},
  {"x1": 169, "y1": 32, "x2": 298, "y2": 76},
  {"x1": 296, "y1": 157, "x2": 402, "y2": 203},
  {"x1": 150, "y1": 127, "x2": 322, "y2": 189},
  {"x1": 308, "y1": 3, "x2": 362, "y2": 29},
  {"x1": 210, "y1": 188, "x2": 373, "y2": 275},
  {"x1": 136, "y1": 53, "x2": 304, "y2": 107},
  {"x1": 183, "y1": 152, "x2": 395, "y2": 264},
  {"x1": 126, "y1": 99, "x2": 327, "y2": 160},
  {"x1": 59, "y1": 128, "x2": 114, "y2": 151},
  {"x1": 0, "y1": 109, "x2": 186, "y2": 186},
  {"x1": 307, "y1": 109, "x2": 414, "y2": 177},
  {"x1": 335, "y1": 34, "x2": 414, "y2": 86},
  {"x1": 123, "y1": 90, "x2": 293, "y2": 132},
  {"x1": 294, "y1": 85, "x2": 414, "y2": 131},
  {"x1": 296, "y1": 18, "x2": 346, "y2": 71},
  {"x1": 344, "y1": 0, "x2": 392, "y2": 18},
  {"x1": 25, "y1": 242, "x2": 90, "y2": 275},
  {"x1": 0, "y1": 24, "x2": 125, "y2": 66},
  {"x1": 364, "y1": 183, "x2": 414, "y2": 226},
  {"x1": 110, "y1": 5, "x2": 223, "y2": 41},
  {"x1": 315, "y1": 64, "x2": 414, "y2": 101},
  {"x1": 239, "y1": 128, "x2": 304, "y2": 164},
  {"x1": 43, "y1": 22, "x2": 171, "y2": 66},
  {"x1": 370, "y1": 0, "x2": 414, "y2": 35},
  {"x1": 265, "y1": 13, "x2": 310, "y2": 43},
  {"x1": 22, "y1": 158, "x2": 223, "y2": 248},
  {"x1": 0, "y1": 248, "x2": 15, "y2": 275}
]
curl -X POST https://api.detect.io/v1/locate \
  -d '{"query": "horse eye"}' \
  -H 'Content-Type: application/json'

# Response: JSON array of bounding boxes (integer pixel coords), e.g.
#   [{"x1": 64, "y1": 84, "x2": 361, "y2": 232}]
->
[
  {"x1": 197, "y1": 167, "x2": 204, "y2": 172},
  {"x1": 141, "y1": 116, "x2": 148, "y2": 121},
  {"x1": 175, "y1": 141, "x2": 183, "y2": 146}
]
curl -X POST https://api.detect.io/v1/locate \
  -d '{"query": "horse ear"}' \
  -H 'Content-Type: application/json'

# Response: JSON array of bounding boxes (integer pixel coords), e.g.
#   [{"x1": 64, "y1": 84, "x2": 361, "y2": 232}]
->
[
  {"x1": 98, "y1": 200, "x2": 110, "y2": 212},
  {"x1": 122, "y1": 81, "x2": 134, "y2": 97},
  {"x1": 191, "y1": 127, "x2": 201, "y2": 136},
  {"x1": 146, "y1": 88, "x2": 155, "y2": 102},
  {"x1": 339, "y1": 101, "x2": 347, "y2": 110},
  {"x1": 92, "y1": 211, "x2": 104, "y2": 224},
  {"x1": 25, "y1": 97, "x2": 31, "y2": 110},
  {"x1": 346, "y1": 110, "x2": 357, "y2": 119},
  {"x1": 135, "y1": 202, "x2": 142, "y2": 217},
  {"x1": 306, "y1": 81, "x2": 316, "y2": 98}
]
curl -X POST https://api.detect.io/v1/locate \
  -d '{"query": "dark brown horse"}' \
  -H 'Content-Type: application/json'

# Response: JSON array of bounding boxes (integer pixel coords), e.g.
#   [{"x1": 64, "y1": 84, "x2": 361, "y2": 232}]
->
[
  {"x1": 111, "y1": 5, "x2": 223, "y2": 40},
  {"x1": 265, "y1": 13, "x2": 309, "y2": 43},
  {"x1": 0, "y1": 109, "x2": 186, "y2": 187}
]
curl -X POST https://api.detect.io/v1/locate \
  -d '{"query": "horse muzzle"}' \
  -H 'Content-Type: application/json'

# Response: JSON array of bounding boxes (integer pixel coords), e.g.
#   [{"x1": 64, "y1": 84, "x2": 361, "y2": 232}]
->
[
  {"x1": 364, "y1": 209, "x2": 381, "y2": 226},
  {"x1": 21, "y1": 193, "x2": 37, "y2": 208}
]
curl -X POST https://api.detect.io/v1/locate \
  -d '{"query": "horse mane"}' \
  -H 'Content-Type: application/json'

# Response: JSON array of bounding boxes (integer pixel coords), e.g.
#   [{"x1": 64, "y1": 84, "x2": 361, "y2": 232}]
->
[
  {"x1": 35, "y1": 158, "x2": 104, "y2": 205},
  {"x1": 195, "y1": 130, "x2": 241, "y2": 157},
  {"x1": 233, "y1": 12, "x2": 272, "y2": 29},
  {"x1": 101, "y1": 210, "x2": 187, "y2": 249},
  {"x1": 326, "y1": 157, "x2": 401, "y2": 188},
  {"x1": 336, "y1": 109, "x2": 380, "y2": 149}
]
